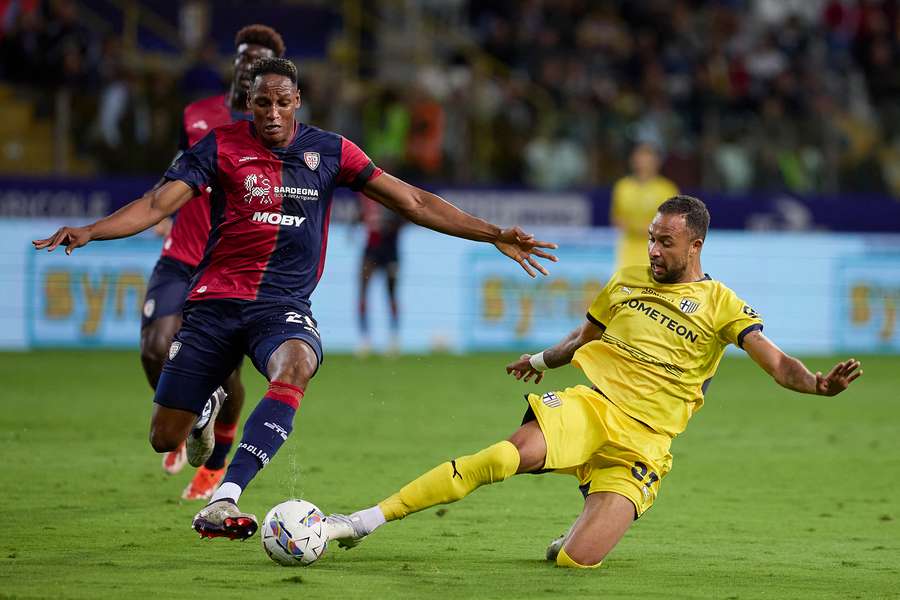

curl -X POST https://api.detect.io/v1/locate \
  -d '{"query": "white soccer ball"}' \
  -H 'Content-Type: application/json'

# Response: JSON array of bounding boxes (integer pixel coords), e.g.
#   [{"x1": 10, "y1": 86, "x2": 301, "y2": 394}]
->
[{"x1": 261, "y1": 499, "x2": 328, "y2": 566}]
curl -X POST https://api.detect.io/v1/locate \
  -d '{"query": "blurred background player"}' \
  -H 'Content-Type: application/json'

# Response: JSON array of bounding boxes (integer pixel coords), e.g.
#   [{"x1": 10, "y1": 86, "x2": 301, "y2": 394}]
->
[
  {"x1": 357, "y1": 194, "x2": 405, "y2": 356},
  {"x1": 141, "y1": 24, "x2": 286, "y2": 500},
  {"x1": 610, "y1": 143, "x2": 678, "y2": 270}
]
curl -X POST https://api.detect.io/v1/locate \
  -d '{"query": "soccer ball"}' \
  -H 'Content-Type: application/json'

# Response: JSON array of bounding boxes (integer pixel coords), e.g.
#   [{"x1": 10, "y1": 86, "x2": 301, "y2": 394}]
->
[{"x1": 261, "y1": 499, "x2": 328, "y2": 566}]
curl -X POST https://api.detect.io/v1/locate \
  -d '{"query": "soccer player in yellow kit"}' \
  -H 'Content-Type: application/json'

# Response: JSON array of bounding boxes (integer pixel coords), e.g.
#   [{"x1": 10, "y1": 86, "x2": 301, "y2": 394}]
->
[
  {"x1": 611, "y1": 143, "x2": 678, "y2": 270},
  {"x1": 325, "y1": 195, "x2": 863, "y2": 568}
]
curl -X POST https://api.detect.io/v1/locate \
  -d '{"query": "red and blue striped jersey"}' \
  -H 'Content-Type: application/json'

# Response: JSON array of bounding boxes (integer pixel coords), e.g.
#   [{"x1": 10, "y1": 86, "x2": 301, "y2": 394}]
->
[
  {"x1": 161, "y1": 94, "x2": 250, "y2": 268},
  {"x1": 164, "y1": 120, "x2": 383, "y2": 306}
]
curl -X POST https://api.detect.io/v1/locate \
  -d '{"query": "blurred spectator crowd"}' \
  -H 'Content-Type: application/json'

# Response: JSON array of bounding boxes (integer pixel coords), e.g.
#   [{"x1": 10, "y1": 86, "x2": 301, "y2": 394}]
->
[{"x1": 2, "y1": 0, "x2": 900, "y2": 197}]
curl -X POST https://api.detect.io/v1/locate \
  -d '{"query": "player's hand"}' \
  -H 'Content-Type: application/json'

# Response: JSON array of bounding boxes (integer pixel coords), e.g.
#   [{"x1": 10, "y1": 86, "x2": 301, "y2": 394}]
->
[
  {"x1": 815, "y1": 358, "x2": 862, "y2": 396},
  {"x1": 32, "y1": 225, "x2": 92, "y2": 255},
  {"x1": 493, "y1": 227, "x2": 558, "y2": 278},
  {"x1": 506, "y1": 354, "x2": 544, "y2": 384}
]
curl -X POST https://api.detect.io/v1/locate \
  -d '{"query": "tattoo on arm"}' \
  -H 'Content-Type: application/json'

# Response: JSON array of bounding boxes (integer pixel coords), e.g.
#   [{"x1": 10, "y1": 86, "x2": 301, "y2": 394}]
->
[
  {"x1": 777, "y1": 355, "x2": 817, "y2": 394},
  {"x1": 542, "y1": 322, "x2": 603, "y2": 369}
]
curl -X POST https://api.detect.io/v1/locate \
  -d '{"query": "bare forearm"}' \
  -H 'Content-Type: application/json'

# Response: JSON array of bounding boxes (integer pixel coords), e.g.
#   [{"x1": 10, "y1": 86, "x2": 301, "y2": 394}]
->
[
  {"x1": 773, "y1": 355, "x2": 817, "y2": 394},
  {"x1": 90, "y1": 185, "x2": 186, "y2": 241},
  {"x1": 398, "y1": 189, "x2": 500, "y2": 242},
  {"x1": 541, "y1": 326, "x2": 591, "y2": 369}
]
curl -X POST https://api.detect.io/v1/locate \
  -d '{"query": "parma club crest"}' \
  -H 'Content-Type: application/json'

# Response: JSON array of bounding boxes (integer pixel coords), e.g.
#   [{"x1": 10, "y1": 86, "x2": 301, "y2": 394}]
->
[
  {"x1": 303, "y1": 151, "x2": 320, "y2": 171},
  {"x1": 679, "y1": 297, "x2": 701, "y2": 314}
]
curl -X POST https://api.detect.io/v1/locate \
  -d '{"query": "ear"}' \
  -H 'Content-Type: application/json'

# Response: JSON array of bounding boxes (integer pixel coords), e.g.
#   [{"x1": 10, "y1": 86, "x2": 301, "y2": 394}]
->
[
  {"x1": 295, "y1": 89, "x2": 302, "y2": 109},
  {"x1": 691, "y1": 238, "x2": 703, "y2": 255}
]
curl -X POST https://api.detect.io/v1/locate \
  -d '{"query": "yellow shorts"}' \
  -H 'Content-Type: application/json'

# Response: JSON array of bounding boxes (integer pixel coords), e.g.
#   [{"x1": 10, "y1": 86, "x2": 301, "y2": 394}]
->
[{"x1": 526, "y1": 385, "x2": 673, "y2": 516}]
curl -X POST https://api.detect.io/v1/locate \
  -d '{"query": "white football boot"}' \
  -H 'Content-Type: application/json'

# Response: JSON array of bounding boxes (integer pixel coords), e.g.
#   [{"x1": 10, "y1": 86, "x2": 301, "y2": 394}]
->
[
  {"x1": 192, "y1": 498, "x2": 258, "y2": 540},
  {"x1": 324, "y1": 514, "x2": 368, "y2": 549},
  {"x1": 545, "y1": 534, "x2": 566, "y2": 562},
  {"x1": 186, "y1": 387, "x2": 225, "y2": 467}
]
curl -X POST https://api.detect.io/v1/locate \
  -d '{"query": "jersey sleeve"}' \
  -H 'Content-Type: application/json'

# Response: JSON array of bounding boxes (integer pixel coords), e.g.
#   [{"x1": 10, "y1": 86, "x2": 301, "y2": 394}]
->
[
  {"x1": 716, "y1": 288, "x2": 764, "y2": 348},
  {"x1": 177, "y1": 118, "x2": 189, "y2": 152},
  {"x1": 586, "y1": 270, "x2": 620, "y2": 327},
  {"x1": 337, "y1": 137, "x2": 383, "y2": 191},
  {"x1": 164, "y1": 130, "x2": 217, "y2": 194}
]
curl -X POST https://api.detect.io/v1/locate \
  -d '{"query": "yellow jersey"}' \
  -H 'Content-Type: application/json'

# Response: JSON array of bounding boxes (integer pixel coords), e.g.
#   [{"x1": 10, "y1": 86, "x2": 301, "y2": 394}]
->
[
  {"x1": 572, "y1": 265, "x2": 763, "y2": 437},
  {"x1": 610, "y1": 176, "x2": 679, "y2": 270}
]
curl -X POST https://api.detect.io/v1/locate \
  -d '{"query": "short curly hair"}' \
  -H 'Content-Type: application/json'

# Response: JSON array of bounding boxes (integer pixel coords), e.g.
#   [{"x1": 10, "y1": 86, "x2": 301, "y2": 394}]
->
[
  {"x1": 235, "y1": 24, "x2": 285, "y2": 57},
  {"x1": 249, "y1": 57, "x2": 298, "y2": 85},
  {"x1": 657, "y1": 195, "x2": 710, "y2": 241}
]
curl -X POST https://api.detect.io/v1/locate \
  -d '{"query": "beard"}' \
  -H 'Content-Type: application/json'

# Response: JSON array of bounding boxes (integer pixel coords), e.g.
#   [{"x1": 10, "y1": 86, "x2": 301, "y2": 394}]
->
[{"x1": 650, "y1": 261, "x2": 685, "y2": 284}]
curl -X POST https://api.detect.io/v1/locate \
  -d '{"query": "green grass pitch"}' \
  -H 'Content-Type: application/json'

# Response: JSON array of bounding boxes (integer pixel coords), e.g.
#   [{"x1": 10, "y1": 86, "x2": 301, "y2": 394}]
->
[{"x1": 0, "y1": 351, "x2": 897, "y2": 599}]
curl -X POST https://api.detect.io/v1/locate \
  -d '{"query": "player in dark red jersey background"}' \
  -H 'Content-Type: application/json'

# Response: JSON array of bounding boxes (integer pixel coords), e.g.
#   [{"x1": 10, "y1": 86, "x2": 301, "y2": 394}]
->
[
  {"x1": 141, "y1": 25, "x2": 285, "y2": 501},
  {"x1": 34, "y1": 57, "x2": 558, "y2": 542},
  {"x1": 357, "y1": 194, "x2": 405, "y2": 356}
]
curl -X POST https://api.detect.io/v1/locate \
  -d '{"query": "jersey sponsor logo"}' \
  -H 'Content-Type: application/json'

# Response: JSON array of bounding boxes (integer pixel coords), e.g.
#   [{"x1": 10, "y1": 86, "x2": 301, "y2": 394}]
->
[
  {"x1": 196, "y1": 285, "x2": 207, "y2": 294},
  {"x1": 274, "y1": 186, "x2": 320, "y2": 202},
  {"x1": 642, "y1": 287, "x2": 675, "y2": 303},
  {"x1": 624, "y1": 298, "x2": 700, "y2": 343},
  {"x1": 743, "y1": 305, "x2": 760, "y2": 319},
  {"x1": 303, "y1": 151, "x2": 320, "y2": 171},
  {"x1": 679, "y1": 297, "x2": 701, "y2": 314},
  {"x1": 243, "y1": 173, "x2": 273, "y2": 205},
  {"x1": 168, "y1": 341, "x2": 182, "y2": 360},
  {"x1": 541, "y1": 392, "x2": 562, "y2": 408},
  {"x1": 190, "y1": 119, "x2": 209, "y2": 130},
  {"x1": 620, "y1": 286, "x2": 633, "y2": 295},
  {"x1": 143, "y1": 298, "x2": 156, "y2": 318},
  {"x1": 238, "y1": 155, "x2": 258, "y2": 163},
  {"x1": 252, "y1": 211, "x2": 306, "y2": 227}
]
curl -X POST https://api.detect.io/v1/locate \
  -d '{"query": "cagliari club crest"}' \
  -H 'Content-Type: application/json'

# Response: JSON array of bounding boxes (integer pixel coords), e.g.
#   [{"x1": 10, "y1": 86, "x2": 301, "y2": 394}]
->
[
  {"x1": 679, "y1": 297, "x2": 701, "y2": 314},
  {"x1": 303, "y1": 151, "x2": 320, "y2": 171}
]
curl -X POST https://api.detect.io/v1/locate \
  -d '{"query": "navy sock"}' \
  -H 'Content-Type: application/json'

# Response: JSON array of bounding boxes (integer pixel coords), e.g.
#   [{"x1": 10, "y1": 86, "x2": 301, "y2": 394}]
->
[
  {"x1": 222, "y1": 382, "x2": 302, "y2": 490},
  {"x1": 203, "y1": 422, "x2": 237, "y2": 470}
]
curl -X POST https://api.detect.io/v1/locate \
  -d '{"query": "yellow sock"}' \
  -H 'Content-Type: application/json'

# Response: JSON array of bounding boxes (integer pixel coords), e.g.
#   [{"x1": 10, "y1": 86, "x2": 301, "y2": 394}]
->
[
  {"x1": 556, "y1": 546, "x2": 602, "y2": 569},
  {"x1": 378, "y1": 441, "x2": 519, "y2": 521}
]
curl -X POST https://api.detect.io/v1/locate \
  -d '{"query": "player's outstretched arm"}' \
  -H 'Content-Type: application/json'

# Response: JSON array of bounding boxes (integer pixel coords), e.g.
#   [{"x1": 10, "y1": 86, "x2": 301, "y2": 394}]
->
[
  {"x1": 361, "y1": 173, "x2": 558, "y2": 277},
  {"x1": 742, "y1": 330, "x2": 862, "y2": 396},
  {"x1": 506, "y1": 319, "x2": 606, "y2": 384},
  {"x1": 33, "y1": 180, "x2": 195, "y2": 255}
]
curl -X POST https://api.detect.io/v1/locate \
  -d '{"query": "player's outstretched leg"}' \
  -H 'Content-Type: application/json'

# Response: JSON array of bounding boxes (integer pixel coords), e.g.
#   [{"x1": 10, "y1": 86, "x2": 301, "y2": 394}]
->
[
  {"x1": 183, "y1": 368, "x2": 245, "y2": 500},
  {"x1": 195, "y1": 340, "x2": 316, "y2": 540},
  {"x1": 549, "y1": 491, "x2": 635, "y2": 569},
  {"x1": 325, "y1": 420, "x2": 547, "y2": 548}
]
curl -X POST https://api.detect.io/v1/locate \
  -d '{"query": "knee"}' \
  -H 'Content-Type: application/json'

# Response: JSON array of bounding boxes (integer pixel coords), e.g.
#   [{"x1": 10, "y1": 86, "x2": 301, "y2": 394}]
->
[
  {"x1": 268, "y1": 345, "x2": 317, "y2": 387},
  {"x1": 140, "y1": 329, "x2": 171, "y2": 365},
  {"x1": 148, "y1": 423, "x2": 182, "y2": 453}
]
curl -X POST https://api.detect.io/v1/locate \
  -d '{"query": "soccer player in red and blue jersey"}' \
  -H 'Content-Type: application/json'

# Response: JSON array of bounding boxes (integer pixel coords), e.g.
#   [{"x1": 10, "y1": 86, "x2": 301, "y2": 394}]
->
[
  {"x1": 142, "y1": 25, "x2": 286, "y2": 501},
  {"x1": 34, "y1": 57, "x2": 558, "y2": 541}
]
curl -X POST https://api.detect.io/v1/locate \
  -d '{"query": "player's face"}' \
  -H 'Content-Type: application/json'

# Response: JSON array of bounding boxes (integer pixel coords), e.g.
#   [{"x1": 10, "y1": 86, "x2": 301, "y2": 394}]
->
[
  {"x1": 249, "y1": 74, "x2": 301, "y2": 147},
  {"x1": 631, "y1": 145, "x2": 660, "y2": 178},
  {"x1": 647, "y1": 212, "x2": 701, "y2": 283},
  {"x1": 234, "y1": 43, "x2": 275, "y2": 93}
]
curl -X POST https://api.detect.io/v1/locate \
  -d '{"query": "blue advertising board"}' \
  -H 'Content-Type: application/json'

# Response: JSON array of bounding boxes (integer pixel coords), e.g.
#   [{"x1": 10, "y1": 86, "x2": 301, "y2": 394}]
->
[{"x1": 2, "y1": 219, "x2": 899, "y2": 355}]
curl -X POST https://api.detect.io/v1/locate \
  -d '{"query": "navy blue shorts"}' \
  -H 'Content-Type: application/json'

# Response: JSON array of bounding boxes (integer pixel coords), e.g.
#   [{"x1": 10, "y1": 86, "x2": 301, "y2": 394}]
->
[
  {"x1": 364, "y1": 235, "x2": 399, "y2": 268},
  {"x1": 154, "y1": 299, "x2": 323, "y2": 414},
  {"x1": 141, "y1": 256, "x2": 194, "y2": 328}
]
